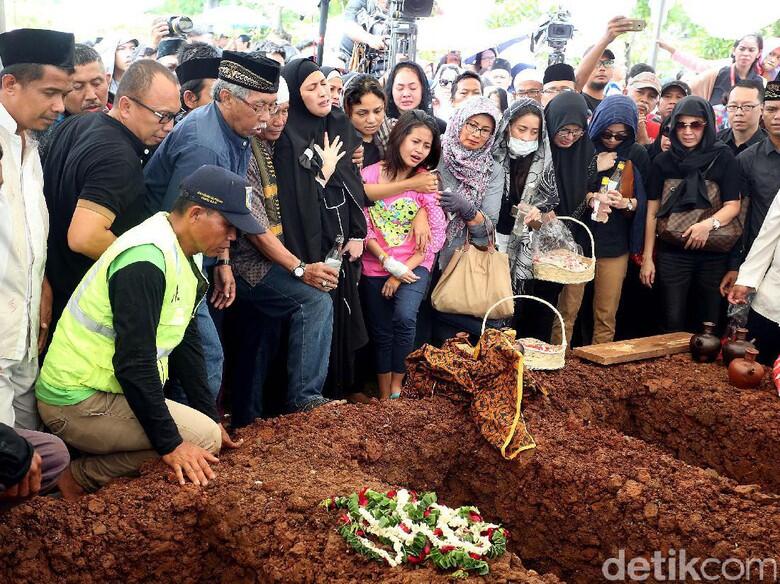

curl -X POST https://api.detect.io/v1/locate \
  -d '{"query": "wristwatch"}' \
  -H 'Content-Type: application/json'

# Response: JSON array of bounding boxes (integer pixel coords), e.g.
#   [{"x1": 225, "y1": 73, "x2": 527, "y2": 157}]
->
[
  {"x1": 216, "y1": 258, "x2": 231, "y2": 267},
  {"x1": 291, "y1": 261, "x2": 306, "y2": 279},
  {"x1": 626, "y1": 199, "x2": 634, "y2": 212},
  {"x1": 711, "y1": 217, "x2": 721, "y2": 231}
]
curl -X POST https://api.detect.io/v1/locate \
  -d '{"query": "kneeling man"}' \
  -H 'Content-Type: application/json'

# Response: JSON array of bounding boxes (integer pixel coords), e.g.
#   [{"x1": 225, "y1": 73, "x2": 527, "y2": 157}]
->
[{"x1": 36, "y1": 165, "x2": 259, "y2": 496}]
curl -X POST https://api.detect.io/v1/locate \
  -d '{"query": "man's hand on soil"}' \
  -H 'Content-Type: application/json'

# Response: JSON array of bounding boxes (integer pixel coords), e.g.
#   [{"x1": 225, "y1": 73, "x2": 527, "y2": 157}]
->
[
  {"x1": 162, "y1": 442, "x2": 219, "y2": 487},
  {"x1": 220, "y1": 424, "x2": 243, "y2": 449}
]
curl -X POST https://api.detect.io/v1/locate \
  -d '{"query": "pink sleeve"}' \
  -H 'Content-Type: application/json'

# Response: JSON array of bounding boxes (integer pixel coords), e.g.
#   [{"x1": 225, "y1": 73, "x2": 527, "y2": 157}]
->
[
  {"x1": 671, "y1": 50, "x2": 727, "y2": 74},
  {"x1": 363, "y1": 207, "x2": 378, "y2": 242},
  {"x1": 419, "y1": 192, "x2": 448, "y2": 254}
]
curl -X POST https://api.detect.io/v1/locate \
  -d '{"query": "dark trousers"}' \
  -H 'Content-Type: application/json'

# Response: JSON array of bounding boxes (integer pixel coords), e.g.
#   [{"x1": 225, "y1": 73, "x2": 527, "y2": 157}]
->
[
  {"x1": 747, "y1": 309, "x2": 780, "y2": 367},
  {"x1": 656, "y1": 248, "x2": 728, "y2": 332},
  {"x1": 361, "y1": 267, "x2": 430, "y2": 374}
]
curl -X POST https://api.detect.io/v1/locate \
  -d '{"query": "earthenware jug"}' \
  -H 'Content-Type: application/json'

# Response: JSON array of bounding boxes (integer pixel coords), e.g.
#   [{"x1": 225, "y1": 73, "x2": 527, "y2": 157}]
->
[
  {"x1": 728, "y1": 348, "x2": 766, "y2": 389},
  {"x1": 722, "y1": 327, "x2": 755, "y2": 366},
  {"x1": 689, "y1": 322, "x2": 720, "y2": 363}
]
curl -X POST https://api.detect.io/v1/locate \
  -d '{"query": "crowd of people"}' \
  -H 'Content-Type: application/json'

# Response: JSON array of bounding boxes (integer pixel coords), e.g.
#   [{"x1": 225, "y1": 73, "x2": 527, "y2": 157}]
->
[{"x1": 1, "y1": 11, "x2": 779, "y2": 505}]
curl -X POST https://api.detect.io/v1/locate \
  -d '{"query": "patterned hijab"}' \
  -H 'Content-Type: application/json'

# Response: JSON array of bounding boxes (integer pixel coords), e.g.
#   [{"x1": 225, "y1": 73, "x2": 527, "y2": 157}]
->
[
  {"x1": 493, "y1": 98, "x2": 559, "y2": 290},
  {"x1": 493, "y1": 97, "x2": 559, "y2": 210},
  {"x1": 441, "y1": 96, "x2": 502, "y2": 241}
]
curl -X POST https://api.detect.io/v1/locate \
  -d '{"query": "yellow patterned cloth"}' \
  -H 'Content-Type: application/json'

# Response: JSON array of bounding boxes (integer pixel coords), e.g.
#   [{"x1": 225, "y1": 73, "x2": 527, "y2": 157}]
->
[{"x1": 403, "y1": 329, "x2": 535, "y2": 459}]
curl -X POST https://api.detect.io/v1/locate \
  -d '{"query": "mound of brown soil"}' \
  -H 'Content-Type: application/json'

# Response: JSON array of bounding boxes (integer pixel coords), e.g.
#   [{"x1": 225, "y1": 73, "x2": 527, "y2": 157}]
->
[{"x1": 2, "y1": 356, "x2": 778, "y2": 584}]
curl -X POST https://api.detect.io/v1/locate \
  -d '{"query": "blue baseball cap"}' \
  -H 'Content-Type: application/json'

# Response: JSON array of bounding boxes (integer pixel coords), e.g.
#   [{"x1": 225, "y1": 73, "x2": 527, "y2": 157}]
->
[{"x1": 180, "y1": 165, "x2": 263, "y2": 234}]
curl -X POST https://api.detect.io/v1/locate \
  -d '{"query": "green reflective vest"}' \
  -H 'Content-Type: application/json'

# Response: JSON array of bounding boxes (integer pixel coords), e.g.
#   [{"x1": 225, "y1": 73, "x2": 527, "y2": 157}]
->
[{"x1": 39, "y1": 212, "x2": 206, "y2": 395}]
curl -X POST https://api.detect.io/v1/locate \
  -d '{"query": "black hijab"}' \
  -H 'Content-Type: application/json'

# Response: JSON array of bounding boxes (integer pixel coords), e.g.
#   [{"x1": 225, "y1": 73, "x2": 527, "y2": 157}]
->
[
  {"x1": 385, "y1": 61, "x2": 434, "y2": 119},
  {"x1": 656, "y1": 96, "x2": 730, "y2": 216},
  {"x1": 274, "y1": 58, "x2": 364, "y2": 263},
  {"x1": 545, "y1": 92, "x2": 595, "y2": 216}
]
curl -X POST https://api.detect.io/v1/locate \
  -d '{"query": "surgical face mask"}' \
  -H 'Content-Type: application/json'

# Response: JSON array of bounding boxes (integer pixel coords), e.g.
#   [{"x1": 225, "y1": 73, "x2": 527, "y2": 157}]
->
[{"x1": 508, "y1": 137, "x2": 538, "y2": 158}]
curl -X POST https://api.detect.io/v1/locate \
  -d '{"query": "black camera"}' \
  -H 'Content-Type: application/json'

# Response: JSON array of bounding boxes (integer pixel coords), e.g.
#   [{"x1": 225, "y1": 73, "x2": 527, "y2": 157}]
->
[
  {"x1": 168, "y1": 16, "x2": 193, "y2": 37},
  {"x1": 547, "y1": 22, "x2": 574, "y2": 43}
]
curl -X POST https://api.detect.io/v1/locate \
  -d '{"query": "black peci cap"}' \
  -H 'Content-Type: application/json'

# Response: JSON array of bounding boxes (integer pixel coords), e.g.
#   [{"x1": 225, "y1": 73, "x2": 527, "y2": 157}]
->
[
  {"x1": 764, "y1": 81, "x2": 780, "y2": 101},
  {"x1": 0, "y1": 28, "x2": 75, "y2": 69},
  {"x1": 543, "y1": 63, "x2": 576, "y2": 85},
  {"x1": 180, "y1": 165, "x2": 263, "y2": 234},
  {"x1": 176, "y1": 57, "x2": 221, "y2": 84},
  {"x1": 218, "y1": 50, "x2": 280, "y2": 93},
  {"x1": 661, "y1": 79, "x2": 691, "y2": 97}
]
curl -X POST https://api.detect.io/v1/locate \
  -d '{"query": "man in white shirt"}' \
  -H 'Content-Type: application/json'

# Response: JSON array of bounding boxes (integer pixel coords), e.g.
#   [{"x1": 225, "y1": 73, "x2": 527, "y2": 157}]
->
[
  {"x1": 0, "y1": 28, "x2": 75, "y2": 429},
  {"x1": 729, "y1": 188, "x2": 780, "y2": 366}
]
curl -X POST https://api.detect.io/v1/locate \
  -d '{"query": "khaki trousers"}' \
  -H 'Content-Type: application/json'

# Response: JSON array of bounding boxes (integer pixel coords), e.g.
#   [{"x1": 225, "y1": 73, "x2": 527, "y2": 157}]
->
[
  {"x1": 551, "y1": 254, "x2": 629, "y2": 346},
  {"x1": 38, "y1": 392, "x2": 221, "y2": 492}
]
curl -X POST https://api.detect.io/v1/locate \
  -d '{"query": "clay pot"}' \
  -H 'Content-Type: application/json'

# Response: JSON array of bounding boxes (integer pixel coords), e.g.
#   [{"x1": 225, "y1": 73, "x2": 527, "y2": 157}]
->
[
  {"x1": 728, "y1": 348, "x2": 766, "y2": 389},
  {"x1": 722, "y1": 327, "x2": 756, "y2": 367},
  {"x1": 690, "y1": 322, "x2": 720, "y2": 363}
]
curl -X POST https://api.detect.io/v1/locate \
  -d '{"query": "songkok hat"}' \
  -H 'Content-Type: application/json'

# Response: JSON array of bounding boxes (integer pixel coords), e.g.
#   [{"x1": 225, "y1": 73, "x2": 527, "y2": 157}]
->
[
  {"x1": 157, "y1": 37, "x2": 185, "y2": 59},
  {"x1": 765, "y1": 81, "x2": 780, "y2": 101},
  {"x1": 0, "y1": 28, "x2": 75, "y2": 69},
  {"x1": 176, "y1": 57, "x2": 221, "y2": 84},
  {"x1": 218, "y1": 50, "x2": 280, "y2": 93},
  {"x1": 543, "y1": 63, "x2": 575, "y2": 85}
]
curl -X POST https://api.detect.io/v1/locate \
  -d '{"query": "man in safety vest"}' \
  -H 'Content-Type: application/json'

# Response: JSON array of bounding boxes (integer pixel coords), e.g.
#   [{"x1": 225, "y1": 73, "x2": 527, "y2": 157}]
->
[{"x1": 36, "y1": 165, "x2": 261, "y2": 497}]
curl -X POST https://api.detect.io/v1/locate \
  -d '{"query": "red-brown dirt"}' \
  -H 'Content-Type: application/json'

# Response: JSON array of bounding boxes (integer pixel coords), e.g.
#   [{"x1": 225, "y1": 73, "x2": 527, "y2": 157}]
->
[{"x1": 1, "y1": 356, "x2": 779, "y2": 583}]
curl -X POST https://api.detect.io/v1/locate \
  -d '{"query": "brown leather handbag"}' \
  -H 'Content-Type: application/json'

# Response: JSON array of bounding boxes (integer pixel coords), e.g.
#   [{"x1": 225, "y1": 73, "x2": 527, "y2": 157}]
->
[{"x1": 656, "y1": 172, "x2": 747, "y2": 253}]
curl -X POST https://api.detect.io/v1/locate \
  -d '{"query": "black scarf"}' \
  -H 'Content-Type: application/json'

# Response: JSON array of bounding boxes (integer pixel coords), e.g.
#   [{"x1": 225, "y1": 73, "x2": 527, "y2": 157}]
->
[
  {"x1": 545, "y1": 92, "x2": 595, "y2": 216},
  {"x1": 384, "y1": 61, "x2": 434, "y2": 119},
  {"x1": 656, "y1": 96, "x2": 730, "y2": 217},
  {"x1": 273, "y1": 59, "x2": 364, "y2": 263}
]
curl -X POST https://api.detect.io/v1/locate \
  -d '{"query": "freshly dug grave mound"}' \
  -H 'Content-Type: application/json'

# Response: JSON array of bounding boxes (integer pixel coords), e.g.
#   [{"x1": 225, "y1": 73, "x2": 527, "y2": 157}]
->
[
  {"x1": 535, "y1": 354, "x2": 780, "y2": 492},
  {"x1": 2, "y1": 389, "x2": 779, "y2": 583}
]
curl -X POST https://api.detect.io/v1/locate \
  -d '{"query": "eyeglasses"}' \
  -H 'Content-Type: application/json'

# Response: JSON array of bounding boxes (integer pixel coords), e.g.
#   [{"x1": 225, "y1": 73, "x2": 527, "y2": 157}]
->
[
  {"x1": 438, "y1": 78, "x2": 454, "y2": 87},
  {"x1": 516, "y1": 89, "x2": 542, "y2": 97},
  {"x1": 600, "y1": 131, "x2": 630, "y2": 141},
  {"x1": 464, "y1": 120, "x2": 494, "y2": 138},
  {"x1": 556, "y1": 127, "x2": 584, "y2": 139},
  {"x1": 725, "y1": 103, "x2": 760, "y2": 113},
  {"x1": 541, "y1": 87, "x2": 575, "y2": 95},
  {"x1": 272, "y1": 105, "x2": 289, "y2": 118},
  {"x1": 231, "y1": 92, "x2": 280, "y2": 116},
  {"x1": 675, "y1": 121, "x2": 707, "y2": 131},
  {"x1": 598, "y1": 59, "x2": 615, "y2": 68},
  {"x1": 126, "y1": 96, "x2": 181, "y2": 124}
]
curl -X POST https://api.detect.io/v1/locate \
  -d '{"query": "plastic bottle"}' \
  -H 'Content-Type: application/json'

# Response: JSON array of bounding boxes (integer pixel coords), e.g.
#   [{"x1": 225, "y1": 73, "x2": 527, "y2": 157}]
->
[
  {"x1": 591, "y1": 177, "x2": 610, "y2": 223},
  {"x1": 325, "y1": 235, "x2": 344, "y2": 271}
]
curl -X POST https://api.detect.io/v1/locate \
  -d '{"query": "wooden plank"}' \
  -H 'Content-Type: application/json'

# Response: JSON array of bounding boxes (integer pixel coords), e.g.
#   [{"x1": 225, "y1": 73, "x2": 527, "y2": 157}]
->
[{"x1": 572, "y1": 332, "x2": 693, "y2": 365}]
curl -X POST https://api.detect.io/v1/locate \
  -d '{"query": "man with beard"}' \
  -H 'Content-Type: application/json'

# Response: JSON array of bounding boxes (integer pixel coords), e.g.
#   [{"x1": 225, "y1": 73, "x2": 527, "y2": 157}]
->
[
  {"x1": 43, "y1": 60, "x2": 180, "y2": 334},
  {"x1": 581, "y1": 47, "x2": 616, "y2": 113}
]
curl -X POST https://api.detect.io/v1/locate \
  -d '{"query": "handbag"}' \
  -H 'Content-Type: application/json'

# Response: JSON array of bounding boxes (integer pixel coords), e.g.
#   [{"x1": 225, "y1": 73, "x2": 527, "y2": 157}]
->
[
  {"x1": 431, "y1": 233, "x2": 514, "y2": 319},
  {"x1": 656, "y1": 161, "x2": 746, "y2": 253}
]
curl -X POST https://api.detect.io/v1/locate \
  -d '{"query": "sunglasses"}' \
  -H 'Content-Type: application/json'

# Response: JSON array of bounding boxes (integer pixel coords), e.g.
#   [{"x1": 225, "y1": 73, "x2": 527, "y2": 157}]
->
[
  {"x1": 600, "y1": 131, "x2": 630, "y2": 141},
  {"x1": 438, "y1": 78, "x2": 454, "y2": 87},
  {"x1": 675, "y1": 120, "x2": 707, "y2": 131}
]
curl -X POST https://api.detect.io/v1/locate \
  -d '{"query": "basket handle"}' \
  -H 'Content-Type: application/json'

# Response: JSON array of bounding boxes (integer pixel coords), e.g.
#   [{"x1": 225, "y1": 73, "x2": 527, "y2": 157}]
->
[
  {"x1": 554, "y1": 215, "x2": 596, "y2": 262},
  {"x1": 480, "y1": 294, "x2": 567, "y2": 350}
]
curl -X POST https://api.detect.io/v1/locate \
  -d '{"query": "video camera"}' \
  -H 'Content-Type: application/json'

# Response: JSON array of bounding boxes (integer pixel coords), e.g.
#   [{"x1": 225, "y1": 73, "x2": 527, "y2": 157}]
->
[
  {"x1": 531, "y1": 8, "x2": 575, "y2": 65},
  {"x1": 167, "y1": 16, "x2": 193, "y2": 37}
]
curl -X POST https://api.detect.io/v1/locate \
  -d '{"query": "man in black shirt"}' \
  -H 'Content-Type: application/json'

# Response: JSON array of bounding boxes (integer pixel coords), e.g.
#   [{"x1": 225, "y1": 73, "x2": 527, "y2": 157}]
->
[
  {"x1": 720, "y1": 81, "x2": 780, "y2": 295},
  {"x1": 44, "y1": 59, "x2": 180, "y2": 332},
  {"x1": 581, "y1": 47, "x2": 615, "y2": 113},
  {"x1": 717, "y1": 80, "x2": 766, "y2": 155}
]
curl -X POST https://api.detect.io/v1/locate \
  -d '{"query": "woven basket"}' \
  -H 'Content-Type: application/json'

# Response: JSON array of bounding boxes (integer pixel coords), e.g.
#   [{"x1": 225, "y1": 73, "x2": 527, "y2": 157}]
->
[
  {"x1": 481, "y1": 295, "x2": 567, "y2": 371},
  {"x1": 532, "y1": 216, "x2": 595, "y2": 284}
]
